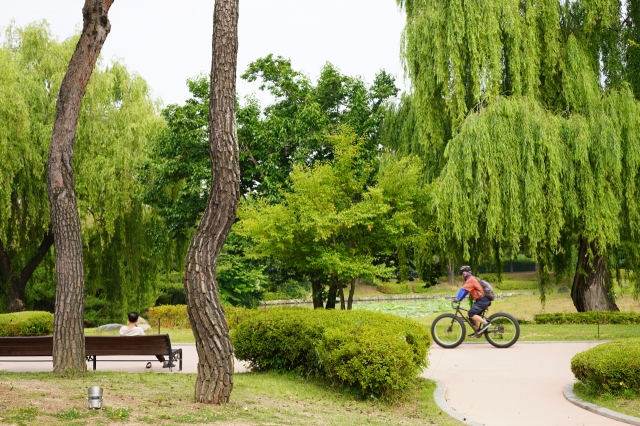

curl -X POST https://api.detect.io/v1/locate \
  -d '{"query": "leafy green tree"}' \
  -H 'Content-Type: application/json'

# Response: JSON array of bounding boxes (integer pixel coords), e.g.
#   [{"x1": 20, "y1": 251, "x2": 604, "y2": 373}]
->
[
  {"x1": 391, "y1": 0, "x2": 640, "y2": 311},
  {"x1": 236, "y1": 128, "x2": 425, "y2": 309},
  {"x1": 140, "y1": 57, "x2": 399, "y2": 304},
  {"x1": 0, "y1": 22, "x2": 163, "y2": 319}
]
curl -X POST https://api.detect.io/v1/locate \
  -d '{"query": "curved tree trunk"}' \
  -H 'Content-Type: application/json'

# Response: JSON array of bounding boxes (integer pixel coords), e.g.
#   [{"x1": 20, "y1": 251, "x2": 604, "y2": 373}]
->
[
  {"x1": 47, "y1": 0, "x2": 114, "y2": 376},
  {"x1": 183, "y1": 0, "x2": 239, "y2": 405},
  {"x1": 571, "y1": 237, "x2": 619, "y2": 312}
]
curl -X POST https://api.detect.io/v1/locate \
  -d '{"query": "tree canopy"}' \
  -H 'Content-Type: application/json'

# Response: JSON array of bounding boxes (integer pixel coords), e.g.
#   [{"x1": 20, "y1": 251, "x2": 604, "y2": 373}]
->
[{"x1": 0, "y1": 22, "x2": 163, "y2": 318}]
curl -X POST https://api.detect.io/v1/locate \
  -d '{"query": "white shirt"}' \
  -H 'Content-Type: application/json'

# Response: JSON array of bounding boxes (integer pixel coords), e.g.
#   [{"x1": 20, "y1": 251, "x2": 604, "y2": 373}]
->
[{"x1": 119, "y1": 325, "x2": 145, "y2": 336}]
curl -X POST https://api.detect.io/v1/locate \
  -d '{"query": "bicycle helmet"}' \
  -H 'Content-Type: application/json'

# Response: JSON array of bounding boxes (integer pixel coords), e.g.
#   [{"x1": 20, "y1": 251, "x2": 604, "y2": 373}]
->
[{"x1": 459, "y1": 265, "x2": 472, "y2": 275}]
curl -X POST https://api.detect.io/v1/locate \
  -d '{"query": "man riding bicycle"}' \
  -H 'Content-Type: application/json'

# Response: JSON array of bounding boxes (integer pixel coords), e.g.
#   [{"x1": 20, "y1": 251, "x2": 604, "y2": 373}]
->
[{"x1": 455, "y1": 266, "x2": 491, "y2": 337}]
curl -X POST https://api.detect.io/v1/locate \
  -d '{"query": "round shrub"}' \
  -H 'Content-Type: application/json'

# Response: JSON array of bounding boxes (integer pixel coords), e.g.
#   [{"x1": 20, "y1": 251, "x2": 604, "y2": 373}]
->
[
  {"x1": 571, "y1": 338, "x2": 640, "y2": 394},
  {"x1": 0, "y1": 311, "x2": 54, "y2": 336},
  {"x1": 232, "y1": 308, "x2": 430, "y2": 399}
]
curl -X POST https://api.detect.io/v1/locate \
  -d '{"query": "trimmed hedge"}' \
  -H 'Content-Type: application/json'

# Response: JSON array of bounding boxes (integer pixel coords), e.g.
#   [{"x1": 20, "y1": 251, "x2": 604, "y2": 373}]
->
[
  {"x1": 572, "y1": 338, "x2": 640, "y2": 394},
  {"x1": 535, "y1": 312, "x2": 640, "y2": 325},
  {"x1": 0, "y1": 311, "x2": 54, "y2": 336},
  {"x1": 377, "y1": 283, "x2": 411, "y2": 294},
  {"x1": 224, "y1": 305, "x2": 262, "y2": 331},
  {"x1": 494, "y1": 280, "x2": 538, "y2": 291},
  {"x1": 147, "y1": 305, "x2": 190, "y2": 329},
  {"x1": 232, "y1": 308, "x2": 430, "y2": 400}
]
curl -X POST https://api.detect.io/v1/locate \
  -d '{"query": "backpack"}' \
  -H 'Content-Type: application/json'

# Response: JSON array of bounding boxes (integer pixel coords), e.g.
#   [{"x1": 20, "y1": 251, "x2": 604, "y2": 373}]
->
[{"x1": 479, "y1": 279, "x2": 496, "y2": 301}]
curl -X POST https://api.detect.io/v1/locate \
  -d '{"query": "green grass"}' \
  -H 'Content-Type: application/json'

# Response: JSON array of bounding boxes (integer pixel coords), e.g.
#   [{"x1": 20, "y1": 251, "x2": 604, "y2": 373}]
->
[
  {"x1": 573, "y1": 382, "x2": 640, "y2": 418},
  {"x1": 0, "y1": 371, "x2": 462, "y2": 426}
]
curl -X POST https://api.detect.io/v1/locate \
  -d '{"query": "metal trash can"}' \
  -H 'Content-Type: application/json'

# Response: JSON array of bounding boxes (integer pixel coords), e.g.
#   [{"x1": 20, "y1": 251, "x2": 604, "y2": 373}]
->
[{"x1": 87, "y1": 386, "x2": 103, "y2": 409}]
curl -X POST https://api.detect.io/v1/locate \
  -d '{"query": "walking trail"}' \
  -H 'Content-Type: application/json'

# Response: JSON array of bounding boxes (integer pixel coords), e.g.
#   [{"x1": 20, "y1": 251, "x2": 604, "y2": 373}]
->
[{"x1": 423, "y1": 341, "x2": 626, "y2": 425}]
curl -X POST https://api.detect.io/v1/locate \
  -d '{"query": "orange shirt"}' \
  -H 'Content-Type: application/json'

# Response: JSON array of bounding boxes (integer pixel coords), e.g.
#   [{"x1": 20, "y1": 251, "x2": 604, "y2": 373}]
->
[{"x1": 462, "y1": 276, "x2": 485, "y2": 300}]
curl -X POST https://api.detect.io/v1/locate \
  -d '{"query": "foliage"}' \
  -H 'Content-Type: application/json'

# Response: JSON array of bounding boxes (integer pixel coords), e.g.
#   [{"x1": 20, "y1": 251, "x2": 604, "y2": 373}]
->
[
  {"x1": 232, "y1": 308, "x2": 429, "y2": 399},
  {"x1": 223, "y1": 305, "x2": 262, "y2": 331},
  {"x1": 376, "y1": 283, "x2": 411, "y2": 294},
  {"x1": 0, "y1": 311, "x2": 53, "y2": 336},
  {"x1": 572, "y1": 338, "x2": 640, "y2": 393},
  {"x1": 0, "y1": 22, "x2": 164, "y2": 317},
  {"x1": 146, "y1": 304, "x2": 191, "y2": 329},
  {"x1": 535, "y1": 312, "x2": 640, "y2": 325},
  {"x1": 494, "y1": 281, "x2": 539, "y2": 291},
  {"x1": 237, "y1": 128, "x2": 427, "y2": 302}
]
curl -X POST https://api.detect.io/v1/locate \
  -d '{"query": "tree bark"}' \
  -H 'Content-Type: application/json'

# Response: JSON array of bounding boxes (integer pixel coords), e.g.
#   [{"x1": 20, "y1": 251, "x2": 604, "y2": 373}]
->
[
  {"x1": 571, "y1": 237, "x2": 619, "y2": 312},
  {"x1": 0, "y1": 232, "x2": 55, "y2": 312},
  {"x1": 311, "y1": 278, "x2": 324, "y2": 309},
  {"x1": 325, "y1": 281, "x2": 337, "y2": 309},
  {"x1": 47, "y1": 0, "x2": 114, "y2": 376},
  {"x1": 448, "y1": 260, "x2": 455, "y2": 286},
  {"x1": 183, "y1": 0, "x2": 239, "y2": 405},
  {"x1": 347, "y1": 277, "x2": 357, "y2": 310}
]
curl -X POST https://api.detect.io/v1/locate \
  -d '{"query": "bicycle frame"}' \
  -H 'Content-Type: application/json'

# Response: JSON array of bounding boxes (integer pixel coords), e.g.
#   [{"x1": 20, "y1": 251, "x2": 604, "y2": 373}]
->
[{"x1": 451, "y1": 301, "x2": 488, "y2": 330}]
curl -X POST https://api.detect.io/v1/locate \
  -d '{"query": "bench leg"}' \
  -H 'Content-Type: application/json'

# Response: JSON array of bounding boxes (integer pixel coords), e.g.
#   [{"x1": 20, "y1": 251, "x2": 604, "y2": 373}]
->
[{"x1": 93, "y1": 356, "x2": 96, "y2": 371}]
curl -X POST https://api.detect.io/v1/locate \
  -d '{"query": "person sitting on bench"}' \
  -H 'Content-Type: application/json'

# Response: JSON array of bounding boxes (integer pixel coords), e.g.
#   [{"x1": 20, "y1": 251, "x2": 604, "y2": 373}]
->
[{"x1": 120, "y1": 311, "x2": 169, "y2": 368}]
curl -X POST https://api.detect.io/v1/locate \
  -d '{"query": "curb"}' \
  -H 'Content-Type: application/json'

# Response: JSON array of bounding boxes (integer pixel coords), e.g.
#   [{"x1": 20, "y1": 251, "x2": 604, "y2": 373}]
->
[
  {"x1": 433, "y1": 380, "x2": 484, "y2": 426},
  {"x1": 563, "y1": 382, "x2": 640, "y2": 425}
]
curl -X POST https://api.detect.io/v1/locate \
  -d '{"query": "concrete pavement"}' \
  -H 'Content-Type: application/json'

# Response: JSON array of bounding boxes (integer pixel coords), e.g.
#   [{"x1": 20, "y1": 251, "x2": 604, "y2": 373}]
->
[{"x1": 423, "y1": 341, "x2": 626, "y2": 425}]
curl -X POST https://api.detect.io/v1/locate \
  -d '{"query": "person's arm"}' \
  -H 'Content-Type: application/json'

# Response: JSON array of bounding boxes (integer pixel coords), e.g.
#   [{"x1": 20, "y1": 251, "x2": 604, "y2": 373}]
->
[{"x1": 455, "y1": 288, "x2": 469, "y2": 302}]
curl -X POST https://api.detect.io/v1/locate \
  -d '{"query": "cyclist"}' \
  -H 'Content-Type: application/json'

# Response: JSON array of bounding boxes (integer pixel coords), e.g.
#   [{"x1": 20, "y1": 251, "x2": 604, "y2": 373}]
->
[{"x1": 454, "y1": 266, "x2": 491, "y2": 337}]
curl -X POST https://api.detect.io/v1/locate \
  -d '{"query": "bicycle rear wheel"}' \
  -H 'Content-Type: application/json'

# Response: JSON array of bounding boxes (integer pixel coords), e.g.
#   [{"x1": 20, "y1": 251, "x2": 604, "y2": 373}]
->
[
  {"x1": 484, "y1": 312, "x2": 520, "y2": 348},
  {"x1": 431, "y1": 313, "x2": 466, "y2": 348}
]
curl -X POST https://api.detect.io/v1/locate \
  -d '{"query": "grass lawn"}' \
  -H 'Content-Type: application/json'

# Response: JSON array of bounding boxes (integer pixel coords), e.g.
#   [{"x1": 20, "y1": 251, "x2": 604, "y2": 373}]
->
[
  {"x1": 0, "y1": 371, "x2": 462, "y2": 426},
  {"x1": 573, "y1": 382, "x2": 640, "y2": 418}
]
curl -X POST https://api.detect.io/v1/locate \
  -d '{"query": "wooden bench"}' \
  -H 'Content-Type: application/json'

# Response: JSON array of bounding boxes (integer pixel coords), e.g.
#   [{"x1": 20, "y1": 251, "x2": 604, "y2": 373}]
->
[{"x1": 0, "y1": 335, "x2": 182, "y2": 372}]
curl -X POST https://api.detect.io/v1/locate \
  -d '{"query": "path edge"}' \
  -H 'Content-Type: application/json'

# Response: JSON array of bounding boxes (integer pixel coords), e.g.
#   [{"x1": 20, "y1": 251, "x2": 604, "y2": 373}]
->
[
  {"x1": 433, "y1": 380, "x2": 484, "y2": 426},
  {"x1": 563, "y1": 382, "x2": 640, "y2": 426}
]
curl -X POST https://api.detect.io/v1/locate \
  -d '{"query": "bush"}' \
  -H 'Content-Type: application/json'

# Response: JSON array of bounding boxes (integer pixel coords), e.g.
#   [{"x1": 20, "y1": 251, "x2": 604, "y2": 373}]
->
[
  {"x1": 411, "y1": 282, "x2": 430, "y2": 294},
  {"x1": 224, "y1": 305, "x2": 262, "y2": 331},
  {"x1": 0, "y1": 311, "x2": 54, "y2": 336},
  {"x1": 494, "y1": 280, "x2": 538, "y2": 291},
  {"x1": 232, "y1": 308, "x2": 430, "y2": 400},
  {"x1": 535, "y1": 311, "x2": 640, "y2": 325},
  {"x1": 572, "y1": 338, "x2": 640, "y2": 394},
  {"x1": 147, "y1": 305, "x2": 190, "y2": 329},
  {"x1": 377, "y1": 283, "x2": 411, "y2": 294}
]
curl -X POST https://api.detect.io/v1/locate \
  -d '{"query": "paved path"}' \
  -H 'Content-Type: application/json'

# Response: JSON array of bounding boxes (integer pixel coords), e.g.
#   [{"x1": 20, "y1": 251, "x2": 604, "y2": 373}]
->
[{"x1": 423, "y1": 341, "x2": 625, "y2": 426}]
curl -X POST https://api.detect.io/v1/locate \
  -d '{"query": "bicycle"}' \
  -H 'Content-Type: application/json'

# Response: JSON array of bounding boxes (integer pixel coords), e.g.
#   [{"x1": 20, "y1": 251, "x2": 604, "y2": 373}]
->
[{"x1": 431, "y1": 300, "x2": 520, "y2": 348}]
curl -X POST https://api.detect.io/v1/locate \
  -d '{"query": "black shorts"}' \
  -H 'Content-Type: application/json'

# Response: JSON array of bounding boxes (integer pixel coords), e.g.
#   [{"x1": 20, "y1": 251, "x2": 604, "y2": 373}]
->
[{"x1": 468, "y1": 296, "x2": 491, "y2": 319}]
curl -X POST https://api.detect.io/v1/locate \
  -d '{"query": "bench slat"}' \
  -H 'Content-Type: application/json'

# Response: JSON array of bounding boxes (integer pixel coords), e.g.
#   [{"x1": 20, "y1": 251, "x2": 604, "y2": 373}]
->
[{"x1": 0, "y1": 335, "x2": 171, "y2": 357}]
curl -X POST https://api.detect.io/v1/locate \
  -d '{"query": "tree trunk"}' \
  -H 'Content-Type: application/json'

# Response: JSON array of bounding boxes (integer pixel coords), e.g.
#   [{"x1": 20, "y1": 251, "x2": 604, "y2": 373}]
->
[
  {"x1": 334, "y1": 276, "x2": 345, "y2": 310},
  {"x1": 311, "y1": 279, "x2": 324, "y2": 309},
  {"x1": 448, "y1": 260, "x2": 455, "y2": 286},
  {"x1": 325, "y1": 281, "x2": 337, "y2": 309},
  {"x1": 1, "y1": 232, "x2": 55, "y2": 312},
  {"x1": 183, "y1": 0, "x2": 239, "y2": 405},
  {"x1": 571, "y1": 237, "x2": 619, "y2": 312},
  {"x1": 47, "y1": 0, "x2": 114, "y2": 376},
  {"x1": 347, "y1": 278, "x2": 357, "y2": 310}
]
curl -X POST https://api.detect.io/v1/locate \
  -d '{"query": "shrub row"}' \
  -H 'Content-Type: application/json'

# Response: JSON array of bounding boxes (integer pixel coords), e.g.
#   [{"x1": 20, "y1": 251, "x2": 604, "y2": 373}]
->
[
  {"x1": 535, "y1": 311, "x2": 640, "y2": 325},
  {"x1": 376, "y1": 283, "x2": 411, "y2": 294},
  {"x1": 232, "y1": 308, "x2": 430, "y2": 400},
  {"x1": 0, "y1": 311, "x2": 54, "y2": 336},
  {"x1": 493, "y1": 280, "x2": 538, "y2": 290},
  {"x1": 147, "y1": 305, "x2": 191, "y2": 329},
  {"x1": 572, "y1": 338, "x2": 640, "y2": 394}
]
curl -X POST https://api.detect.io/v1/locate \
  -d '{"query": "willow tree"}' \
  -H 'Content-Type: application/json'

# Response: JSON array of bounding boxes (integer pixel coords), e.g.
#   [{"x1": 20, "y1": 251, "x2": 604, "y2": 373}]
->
[
  {"x1": 183, "y1": 0, "x2": 239, "y2": 404},
  {"x1": 1, "y1": 23, "x2": 162, "y2": 320},
  {"x1": 394, "y1": 0, "x2": 640, "y2": 311}
]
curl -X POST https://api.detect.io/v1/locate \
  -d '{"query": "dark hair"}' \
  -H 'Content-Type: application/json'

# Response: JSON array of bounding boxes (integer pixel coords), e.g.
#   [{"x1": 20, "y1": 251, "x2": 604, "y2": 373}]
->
[{"x1": 127, "y1": 312, "x2": 139, "y2": 323}]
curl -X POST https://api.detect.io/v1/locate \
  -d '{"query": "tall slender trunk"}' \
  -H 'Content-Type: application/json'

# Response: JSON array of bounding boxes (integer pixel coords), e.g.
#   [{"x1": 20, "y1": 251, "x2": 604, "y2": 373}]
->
[
  {"x1": 336, "y1": 276, "x2": 345, "y2": 310},
  {"x1": 325, "y1": 281, "x2": 337, "y2": 309},
  {"x1": 347, "y1": 278, "x2": 357, "y2": 310},
  {"x1": 311, "y1": 279, "x2": 324, "y2": 309},
  {"x1": 183, "y1": 0, "x2": 239, "y2": 405},
  {"x1": 47, "y1": 0, "x2": 114, "y2": 376},
  {"x1": 448, "y1": 260, "x2": 455, "y2": 286},
  {"x1": 0, "y1": 232, "x2": 55, "y2": 312},
  {"x1": 571, "y1": 237, "x2": 619, "y2": 312}
]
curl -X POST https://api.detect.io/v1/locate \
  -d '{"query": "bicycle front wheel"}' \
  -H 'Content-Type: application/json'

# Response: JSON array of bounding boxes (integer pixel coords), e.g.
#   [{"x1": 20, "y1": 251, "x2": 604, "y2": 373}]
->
[
  {"x1": 431, "y1": 313, "x2": 466, "y2": 349},
  {"x1": 484, "y1": 312, "x2": 520, "y2": 348}
]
